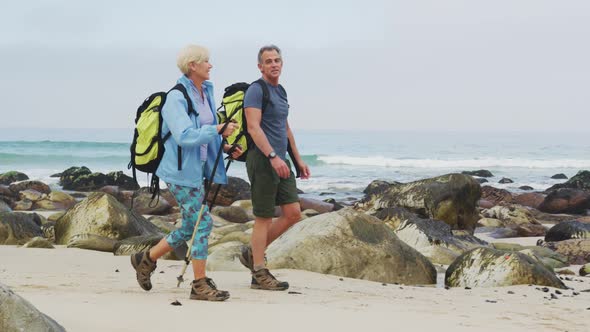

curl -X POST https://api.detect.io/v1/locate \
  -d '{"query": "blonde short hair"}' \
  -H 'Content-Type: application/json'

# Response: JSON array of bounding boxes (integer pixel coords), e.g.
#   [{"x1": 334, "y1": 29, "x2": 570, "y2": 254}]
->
[{"x1": 177, "y1": 45, "x2": 210, "y2": 75}]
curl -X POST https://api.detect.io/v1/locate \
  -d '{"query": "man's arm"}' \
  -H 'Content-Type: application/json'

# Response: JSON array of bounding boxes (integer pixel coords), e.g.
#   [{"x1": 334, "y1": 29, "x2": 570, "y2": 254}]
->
[
  {"x1": 245, "y1": 107, "x2": 291, "y2": 179},
  {"x1": 286, "y1": 121, "x2": 311, "y2": 179}
]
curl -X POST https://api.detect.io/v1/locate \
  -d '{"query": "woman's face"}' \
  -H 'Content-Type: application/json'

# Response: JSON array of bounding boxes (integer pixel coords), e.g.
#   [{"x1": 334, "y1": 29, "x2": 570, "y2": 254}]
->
[{"x1": 190, "y1": 59, "x2": 212, "y2": 81}]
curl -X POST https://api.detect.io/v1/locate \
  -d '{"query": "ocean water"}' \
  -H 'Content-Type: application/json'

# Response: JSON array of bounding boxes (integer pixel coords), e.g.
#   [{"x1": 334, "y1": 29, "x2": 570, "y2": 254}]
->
[{"x1": 1, "y1": 128, "x2": 590, "y2": 201}]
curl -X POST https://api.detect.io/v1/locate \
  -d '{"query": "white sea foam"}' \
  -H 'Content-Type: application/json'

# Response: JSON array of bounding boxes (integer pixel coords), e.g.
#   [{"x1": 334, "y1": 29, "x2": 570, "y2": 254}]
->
[{"x1": 317, "y1": 155, "x2": 590, "y2": 169}]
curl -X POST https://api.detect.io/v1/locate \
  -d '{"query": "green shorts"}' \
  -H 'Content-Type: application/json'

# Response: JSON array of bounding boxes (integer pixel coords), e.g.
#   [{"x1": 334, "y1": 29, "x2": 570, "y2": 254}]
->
[{"x1": 246, "y1": 149, "x2": 299, "y2": 218}]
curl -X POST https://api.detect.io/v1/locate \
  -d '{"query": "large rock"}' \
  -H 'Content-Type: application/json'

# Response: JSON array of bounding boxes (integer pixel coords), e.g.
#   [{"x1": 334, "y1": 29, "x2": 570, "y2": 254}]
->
[
  {"x1": 113, "y1": 234, "x2": 187, "y2": 260},
  {"x1": 546, "y1": 170, "x2": 590, "y2": 191},
  {"x1": 363, "y1": 180, "x2": 395, "y2": 197},
  {"x1": 148, "y1": 215, "x2": 178, "y2": 233},
  {"x1": 266, "y1": 208, "x2": 437, "y2": 285},
  {"x1": 0, "y1": 171, "x2": 29, "y2": 185},
  {"x1": 59, "y1": 167, "x2": 139, "y2": 191},
  {"x1": 8, "y1": 180, "x2": 51, "y2": 195},
  {"x1": 445, "y1": 247, "x2": 566, "y2": 288},
  {"x1": 538, "y1": 239, "x2": 590, "y2": 265},
  {"x1": 544, "y1": 220, "x2": 590, "y2": 242},
  {"x1": 106, "y1": 171, "x2": 140, "y2": 190},
  {"x1": 371, "y1": 206, "x2": 426, "y2": 230},
  {"x1": 59, "y1": 166, "x2": 93, "y2": 190},
  {"x1": 41, "y1": 222, "x2": 55, "y2": 243},
  {"x1": 0, "y1": 200, "x2": 11, "y2": 212},
  {"x1": 12, "y1": 199, "x2": 33, "y2": 211},
  {"x1": 206, "y1": 176, "x2": 251, "y2": 206},
  {"x1": 481, "y1": 204, "x2": 540, "y2": 226},
  {"x1": 0, "y1": 282, "x2": 65, "y2": 332},
  {"x1": 358, "y1": 174, "x2": 481, "y2": 231},
  {"x1": 55, "y1": 192, "x2": 162, "y2": 244},
  {"x1": 461, "y1": 170, "x2": 494, "y2": 178},
  {"x1": 47, "y1": 191, "x2": 77, "y2": 208},
  {"x1": 391, "y1": 217, "x2": 488, "y2": 264},
  {"x1": 538, "y1": 188, "x2": 590, "y2": 214},
  {"x1": 129, "y1": 189, "x2": 173, "y2": 216},
  {"x1": 22, "y1": 236, "x2": 55, "y2": 248},
  {"x1": 0, "y1": 212, "x2": 43, "y2": 245},
  {"x1": 206, "y1": 241, "x2": 249, "y2": 271},
  {"x1": 515, "y1": 246, "x2": 569, "y2": 269},
  {"x1": 580, "y1": 263, "x2": 590, "y2": 276},
  {"x1": 231, "y1": 200, "x2": 255, "y2": 220},
  {"x1": 19, "y1": 189, "x2": 43, "y2": 202},
  {"x1": 513, "y1": 192, "x2": 545, "y2": 209},
  {"x1": 490, "y1": 243, "x2": 569, "y2": 270},
  {"x1": 299, "y1": 197, "x2": 335, "y2": 214},
  {"x1": 211, "y1": 206, "x2": 250, "y2": 224},
  {"x1": 551, "y1": 173, "x2": 568, "y2": 180},
  {"x1": 480, "y1": 186, "x2": 513, "y2": 205},
  {"x1": 67, "y1": 234, "x2": 117, "y2": 252},
  {"x1": 33, "y1": 191, "x2": 76, "y2": 210}
]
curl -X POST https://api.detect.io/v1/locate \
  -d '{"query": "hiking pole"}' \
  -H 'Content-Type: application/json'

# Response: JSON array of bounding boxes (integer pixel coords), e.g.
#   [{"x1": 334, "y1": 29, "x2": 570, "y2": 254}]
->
[
  {"x1": 176, "y1": 123, "x2": 232, "y2": 287},
  {"x1": 208, "y1": 143, "x2": 240, "y2": 210}
]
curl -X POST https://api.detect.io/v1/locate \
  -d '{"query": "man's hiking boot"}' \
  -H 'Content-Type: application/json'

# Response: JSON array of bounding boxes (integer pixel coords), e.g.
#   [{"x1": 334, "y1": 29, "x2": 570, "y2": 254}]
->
[
  {"x1": 190, "y1": 277, "x2": 230, "y2": 301},
  {"x1": 130, "y1": 251, "x2": 156, "y2": 291},
  {"x1": 239, "y1": 245, "x2": 268, "y2": 272},
  {"x1": 251, "y1": 268, "x2": 289, "y2": 291}
]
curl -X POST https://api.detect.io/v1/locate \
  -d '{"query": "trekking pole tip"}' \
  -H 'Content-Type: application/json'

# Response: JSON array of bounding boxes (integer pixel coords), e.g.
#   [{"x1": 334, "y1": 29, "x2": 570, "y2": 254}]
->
[{"x1": 176, "y1": 275, "x2": 184, "y2": 287}]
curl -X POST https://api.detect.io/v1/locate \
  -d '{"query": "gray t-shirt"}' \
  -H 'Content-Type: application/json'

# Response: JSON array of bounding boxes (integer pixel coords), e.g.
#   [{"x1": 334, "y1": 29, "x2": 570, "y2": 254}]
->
[{"x1": 244, "y1": 79, "x2": 289, "y2": 159}]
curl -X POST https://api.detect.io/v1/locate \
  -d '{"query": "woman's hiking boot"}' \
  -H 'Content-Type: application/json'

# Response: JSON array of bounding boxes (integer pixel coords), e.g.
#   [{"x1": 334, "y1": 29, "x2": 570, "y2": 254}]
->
[
  {"x1": 251, "y1": 268, "x2": 289, "y2": 291},
  {"x1": 190, "y1": 277, "x2": 230, "y2": 301},
  {"x1": 130, "y1": 251, "x2": 156, "y2": 291}
]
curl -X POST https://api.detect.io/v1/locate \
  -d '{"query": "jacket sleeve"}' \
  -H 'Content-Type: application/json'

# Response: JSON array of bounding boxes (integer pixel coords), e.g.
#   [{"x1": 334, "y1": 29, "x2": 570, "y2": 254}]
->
[{"x1": 161, "y1": 90, "x2": 218, "y2": 148}]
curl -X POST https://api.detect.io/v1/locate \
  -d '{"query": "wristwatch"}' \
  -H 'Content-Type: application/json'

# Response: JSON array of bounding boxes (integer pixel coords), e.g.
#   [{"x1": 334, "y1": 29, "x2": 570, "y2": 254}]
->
[{"x1": 268, "y1": 151, "x2": 277, "y2": 159}]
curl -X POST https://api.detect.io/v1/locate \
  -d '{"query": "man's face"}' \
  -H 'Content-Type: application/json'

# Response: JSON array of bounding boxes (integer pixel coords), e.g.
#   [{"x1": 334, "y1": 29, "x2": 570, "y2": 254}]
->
[{"x1": 258, "y1": 50, "x2": 283, "y2": 80}]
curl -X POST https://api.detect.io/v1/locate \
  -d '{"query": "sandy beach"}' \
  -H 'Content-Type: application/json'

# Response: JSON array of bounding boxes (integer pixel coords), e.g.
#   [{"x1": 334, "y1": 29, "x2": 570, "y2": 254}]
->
[{"x1": 1, "y1": 245, "x2": 588, "y2": 332}]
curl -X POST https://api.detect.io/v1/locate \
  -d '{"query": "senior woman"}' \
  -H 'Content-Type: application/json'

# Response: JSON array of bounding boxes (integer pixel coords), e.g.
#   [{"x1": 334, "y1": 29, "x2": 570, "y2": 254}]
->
[{"x1": 130, "y1": 44, "x2": 241, "y2": 301}]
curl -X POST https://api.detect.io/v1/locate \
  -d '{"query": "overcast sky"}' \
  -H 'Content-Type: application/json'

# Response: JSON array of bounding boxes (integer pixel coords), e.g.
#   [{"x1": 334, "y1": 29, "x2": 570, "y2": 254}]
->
[{"x1": 0, "y1": 0, "x2": 588, "y2": 132}]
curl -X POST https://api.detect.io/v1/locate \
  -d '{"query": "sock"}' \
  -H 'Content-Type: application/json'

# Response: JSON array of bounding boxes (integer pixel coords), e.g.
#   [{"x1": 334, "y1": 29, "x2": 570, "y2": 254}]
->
[{"x1": 253, "y1": 264, "x2": 266, "y2": 272}]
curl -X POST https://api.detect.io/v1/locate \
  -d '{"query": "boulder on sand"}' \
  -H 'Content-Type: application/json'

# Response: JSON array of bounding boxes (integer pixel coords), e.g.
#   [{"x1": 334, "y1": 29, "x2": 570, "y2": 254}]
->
[{"x1": 267, "y1": 208, "x2": 437, "y2": 285}]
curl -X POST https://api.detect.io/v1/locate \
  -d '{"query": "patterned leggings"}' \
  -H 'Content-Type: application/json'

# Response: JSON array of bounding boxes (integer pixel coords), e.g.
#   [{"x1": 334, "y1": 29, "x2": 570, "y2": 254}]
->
[{"x1": 164, "y1": 183, "x2": 213, "y2": 260}]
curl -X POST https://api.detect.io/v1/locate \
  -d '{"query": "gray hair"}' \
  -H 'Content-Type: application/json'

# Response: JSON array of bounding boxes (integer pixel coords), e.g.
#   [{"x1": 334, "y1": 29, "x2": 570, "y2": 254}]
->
[
  {"x1": 257, "y1": 45, "x2": 282, "y2": 64},
  {"x1": 177, "y1": 44, "x2": 210, "y2": 75}
]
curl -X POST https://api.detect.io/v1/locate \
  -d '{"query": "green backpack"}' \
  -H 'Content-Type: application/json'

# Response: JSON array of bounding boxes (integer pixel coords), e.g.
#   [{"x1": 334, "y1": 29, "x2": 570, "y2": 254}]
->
[
  {"x1": 216, "y1": 79, "x2": 300, "y2": 177},
  {"x1": 129, "y1": 84, "x2": 195, "y2": 197}
]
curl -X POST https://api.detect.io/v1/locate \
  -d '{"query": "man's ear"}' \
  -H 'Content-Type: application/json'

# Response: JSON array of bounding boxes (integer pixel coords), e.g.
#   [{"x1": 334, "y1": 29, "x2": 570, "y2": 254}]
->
[{"x1": 257, "y1": 63, "x2": 263, "y2": 73}]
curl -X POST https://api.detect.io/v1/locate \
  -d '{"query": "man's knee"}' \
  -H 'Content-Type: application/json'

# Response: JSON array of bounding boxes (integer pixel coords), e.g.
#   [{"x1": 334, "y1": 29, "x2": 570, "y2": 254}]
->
[
  {"x1": 283, "y1": 207, "x2": 301, "y2": 225},
  {"x1": 254, "y1": 217, "x2": 273, "y2": 226}
]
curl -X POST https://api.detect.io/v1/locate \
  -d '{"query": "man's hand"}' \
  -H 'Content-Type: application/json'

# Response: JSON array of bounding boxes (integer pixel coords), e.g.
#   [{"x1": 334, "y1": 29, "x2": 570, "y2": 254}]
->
[
  {"x1": 224, "y1": 144, "x2": 243, "y2": 160},
  {"x1": 298, "y1": 161, "x2": 311, "y2": 180},
  {"x1": 270, "y1": 157, "x2": 290, "y2": 179}
]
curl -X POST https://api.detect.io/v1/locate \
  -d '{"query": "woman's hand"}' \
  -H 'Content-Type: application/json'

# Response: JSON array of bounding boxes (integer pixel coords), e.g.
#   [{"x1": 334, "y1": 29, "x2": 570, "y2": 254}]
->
[{"x1": 217, "y1": 122, "x2": 239, "y2": 138}]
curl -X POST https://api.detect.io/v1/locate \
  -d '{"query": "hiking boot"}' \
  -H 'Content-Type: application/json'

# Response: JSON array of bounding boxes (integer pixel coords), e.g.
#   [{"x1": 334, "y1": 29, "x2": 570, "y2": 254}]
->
[
  {"x1": 239, "y1": 245, "x2": 268, "y2": 272},
  {"x1": 239, "y1": 245, "x2": 254, "y2": 272},
  {"x1": 130, "y1": 251, "x2": 156, "y2": 291},
  {"x1": 190, "y1": 277, "x2": 230, "y2": 301},
  {"x1": 251, "y1": 268, "x2": 289, "y2": 291}
]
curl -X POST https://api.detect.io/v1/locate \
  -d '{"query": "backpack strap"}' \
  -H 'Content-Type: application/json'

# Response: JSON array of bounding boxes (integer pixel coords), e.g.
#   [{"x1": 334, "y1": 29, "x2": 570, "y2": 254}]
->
[
  {"x1": 167, "y1": 83, "x2": 198, "y2": 171},
  {"x1": 252, "y1": 79, "x2": 271, "y2": 113},
  {"x1": 170, "y1": 83, "x2": 197, "y2": 116}
]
